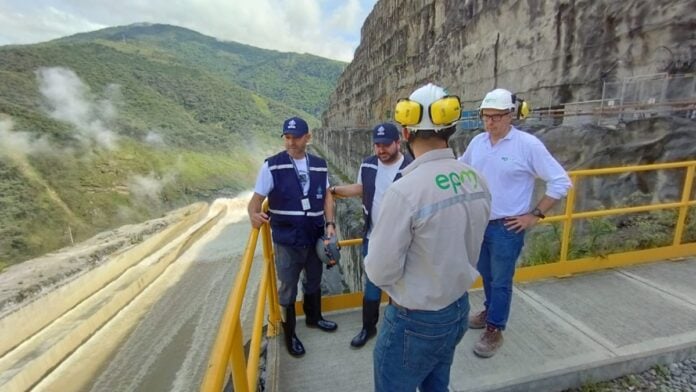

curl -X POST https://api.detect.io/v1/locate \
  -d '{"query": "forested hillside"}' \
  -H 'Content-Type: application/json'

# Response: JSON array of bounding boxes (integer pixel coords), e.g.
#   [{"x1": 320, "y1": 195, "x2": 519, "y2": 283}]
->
[{"x1": 0, "y1": 23, "x2": 346, "y2": 267}]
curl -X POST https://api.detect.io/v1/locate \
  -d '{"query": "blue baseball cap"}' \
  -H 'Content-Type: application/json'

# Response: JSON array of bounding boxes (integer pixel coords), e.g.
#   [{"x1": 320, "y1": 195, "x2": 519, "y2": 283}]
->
[
  {"x1": 372, "y1": 123, "x2": 400, "y2": 144},
  {"x1": 282, "y1": 116, "x2": 309, "y2": 136}
]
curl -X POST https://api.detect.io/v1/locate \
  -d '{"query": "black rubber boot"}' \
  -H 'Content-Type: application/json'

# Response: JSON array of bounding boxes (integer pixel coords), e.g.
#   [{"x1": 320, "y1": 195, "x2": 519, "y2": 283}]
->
[
  {"x1": 303, "y1": 292, "x2": 337, "y2": 332},
  {"x1": 350, "y1": 299, "x2": 380, "y2": 348},
  {"x1": 281, "y1": 304, "x2": 305, "y2": 357}
]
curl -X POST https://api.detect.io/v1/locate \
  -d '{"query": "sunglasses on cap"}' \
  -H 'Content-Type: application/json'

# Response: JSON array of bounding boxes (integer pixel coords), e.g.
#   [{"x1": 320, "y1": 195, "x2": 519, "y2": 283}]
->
[{"x1": 394, "y1": 95, "x2": 462, "y2": 127}]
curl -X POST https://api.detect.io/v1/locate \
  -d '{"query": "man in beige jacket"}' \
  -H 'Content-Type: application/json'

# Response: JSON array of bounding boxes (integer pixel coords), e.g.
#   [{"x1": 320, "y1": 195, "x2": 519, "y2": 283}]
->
[{"x1": 365, "y1": 83, "x2": 491, "y2": 391}]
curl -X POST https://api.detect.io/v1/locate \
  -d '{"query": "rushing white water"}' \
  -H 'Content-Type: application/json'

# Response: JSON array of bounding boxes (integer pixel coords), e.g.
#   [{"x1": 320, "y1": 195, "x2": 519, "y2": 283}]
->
[{"x1": 33, "y1": 194, "x2": 264, "y2": 392}]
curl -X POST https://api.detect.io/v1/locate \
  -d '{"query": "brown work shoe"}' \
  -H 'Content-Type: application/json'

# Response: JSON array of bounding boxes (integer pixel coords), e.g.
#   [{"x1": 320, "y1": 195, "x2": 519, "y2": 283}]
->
[
  {"x1": 468, "y1": 310, "x2": 487, "y2": 329},
  {"x1": 473, "y1": 325, "x2": 503, "y2": 358}
]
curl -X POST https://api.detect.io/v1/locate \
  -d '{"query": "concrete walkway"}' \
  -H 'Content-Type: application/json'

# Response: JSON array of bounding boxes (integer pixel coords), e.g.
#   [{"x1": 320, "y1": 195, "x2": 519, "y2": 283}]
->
[{"x1": 266, "y1": 257, "x2": 696, "y2": 391}]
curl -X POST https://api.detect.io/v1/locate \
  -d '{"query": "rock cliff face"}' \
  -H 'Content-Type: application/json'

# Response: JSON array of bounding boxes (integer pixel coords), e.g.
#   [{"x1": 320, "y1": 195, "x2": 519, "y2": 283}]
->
[
  {"x1": 313, "y1": 0, "x2": 695, "y2": 293},
  {"x1": 323, "y1": 0, "x2": 695, "y2": 127}
]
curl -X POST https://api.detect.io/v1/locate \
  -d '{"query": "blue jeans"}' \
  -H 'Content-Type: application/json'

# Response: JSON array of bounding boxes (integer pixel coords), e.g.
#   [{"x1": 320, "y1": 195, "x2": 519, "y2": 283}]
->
[
  {"x1": 478, "y1": 220, "x2": 525, "y2": 330},
  {"x1": 363, "y1": 239, "x2": 381, "y2": 302},
  {"x1": 373, "y1": 293, "x2": 469, "y2": 392}
]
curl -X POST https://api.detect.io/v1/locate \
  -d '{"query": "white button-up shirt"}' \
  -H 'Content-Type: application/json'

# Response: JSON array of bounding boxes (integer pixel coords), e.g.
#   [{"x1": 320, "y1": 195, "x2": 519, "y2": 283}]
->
[{"x1": 458, "y1": 127, "x2": 571, "y2": 220}]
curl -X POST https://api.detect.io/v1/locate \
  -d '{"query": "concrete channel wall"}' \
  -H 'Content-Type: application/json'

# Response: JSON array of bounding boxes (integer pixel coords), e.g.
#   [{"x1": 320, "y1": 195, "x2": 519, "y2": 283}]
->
[{"x1": 0, "y1": 203, "x2": 219, "y2": 392}]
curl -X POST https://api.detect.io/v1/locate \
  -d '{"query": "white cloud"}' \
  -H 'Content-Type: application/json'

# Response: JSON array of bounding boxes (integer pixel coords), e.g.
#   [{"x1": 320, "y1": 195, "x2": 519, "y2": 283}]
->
[
  {"x1": 328, "y1": 0, "x2": 363, "y2": 32},
  {"x1": 128, "y1": 172, "x2": 176, "y2": 202},
  {"x1": 0, "y1": 117, "x2": 54, "y2": 157},
  {"x1": 0, "y1": 5, "x2": 105, "y2": 45},
  {"x1": 144, "y1": 131, "x2": 165, "y2": 146},
  {"x1": 36, "y1": 67, "x2": 119, "y2": 149},
  {"x1": 0, "y1": 0, "x2": 376, "y2": 61},
  {"x1": 0, "y1": 68, "x2": 122, "y2": 159}
]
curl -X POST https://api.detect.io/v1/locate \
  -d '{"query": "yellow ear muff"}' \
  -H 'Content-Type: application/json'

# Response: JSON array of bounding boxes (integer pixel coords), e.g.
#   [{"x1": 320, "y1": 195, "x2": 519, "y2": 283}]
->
[
  {"x1": 394, "y1": 99, "x2": 423, "y2": 126},
  {"x1": 519, "y1": 100, "x2": 531, "y2": 119},
  {"x1": 429, "y1": 95, "x2": 461, "y2": 126}
]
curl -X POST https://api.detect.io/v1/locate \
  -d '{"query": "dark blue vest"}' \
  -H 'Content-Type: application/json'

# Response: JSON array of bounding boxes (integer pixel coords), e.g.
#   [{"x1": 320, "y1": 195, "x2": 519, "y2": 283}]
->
[
  {"x1": 360, "y1": 154, "x2": 412, "y2": 237},
  {"x1": 267, "y1": 151, "x2": 327, "y2": 247}
]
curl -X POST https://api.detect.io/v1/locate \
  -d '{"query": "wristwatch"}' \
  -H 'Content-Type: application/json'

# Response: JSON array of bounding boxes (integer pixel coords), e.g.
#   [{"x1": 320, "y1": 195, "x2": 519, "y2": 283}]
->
[
  {"x1": 325, "y1": 221, "x2": 336, "y2": 228},
  {"x1": 530, "y1": 208, "x2": 545, "y2": 219}
]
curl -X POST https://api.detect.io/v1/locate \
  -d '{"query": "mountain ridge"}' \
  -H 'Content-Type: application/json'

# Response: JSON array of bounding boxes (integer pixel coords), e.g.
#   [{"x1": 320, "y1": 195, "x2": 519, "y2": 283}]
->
[{"x1": 53, "y1": 23, "x2": 346, "y2": 118}]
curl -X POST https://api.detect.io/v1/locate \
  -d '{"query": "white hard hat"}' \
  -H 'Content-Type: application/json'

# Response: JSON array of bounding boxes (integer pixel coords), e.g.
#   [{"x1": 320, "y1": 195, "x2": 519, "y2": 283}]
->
[
  {"x1": 480, "y1": 88, "x2": 515, "y2": 111},
  {"x1": 407, "y1": 83, "x2": 449, "y2": 131}
]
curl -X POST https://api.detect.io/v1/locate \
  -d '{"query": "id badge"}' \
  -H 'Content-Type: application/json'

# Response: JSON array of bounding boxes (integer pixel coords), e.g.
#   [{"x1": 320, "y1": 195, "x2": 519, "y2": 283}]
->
[{"x1": 301, "y1": 198, "x2": 311, "y2": 211}]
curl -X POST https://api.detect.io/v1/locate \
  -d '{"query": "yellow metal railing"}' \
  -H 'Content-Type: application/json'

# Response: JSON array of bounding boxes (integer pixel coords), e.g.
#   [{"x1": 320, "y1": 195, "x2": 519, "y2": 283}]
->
[
  {"x1": 201, "y1": 160, "x2": 696, "y2": 392},
  {"x1": 200, "y1": 203, "x2": 363, "y2": 392},
  {"x1": 516, "y1": 160, "x2": 696, "y2": 281},
  {"x1": 200, "y1": 204, "x2": 279, "y2": 392}
]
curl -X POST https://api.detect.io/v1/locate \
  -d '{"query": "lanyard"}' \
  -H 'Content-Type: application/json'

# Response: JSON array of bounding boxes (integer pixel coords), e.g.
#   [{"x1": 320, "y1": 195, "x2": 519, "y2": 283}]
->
[{"x1": 290, "y1": 154, "x2": 310, "y2": 195}]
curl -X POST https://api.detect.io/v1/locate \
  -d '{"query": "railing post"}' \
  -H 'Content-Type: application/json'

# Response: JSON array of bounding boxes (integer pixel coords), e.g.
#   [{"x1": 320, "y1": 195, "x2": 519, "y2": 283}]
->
[
  {"x1": 200, "y1": 228, "x2": 260, "y2": 392},
  {"x1": 229, "y1": 316, "x2": 249, "y2": 392},
  {"x1": 247, "y1": 261, "x2": 270, "y2": 391},
  {"x1": 599, "y1": 81, "x2": 606, "y2": 125},
  {"x1": 559, "y1": 175, "x2": 578, "y2": 263},
  {"x1": 619, "y1": 79, "x2": 627, "y2": 122},
  {"x1": 673, "y1": 164, "x2": 695, "y2": 246},
  {"x1": 262, "y1": 223, "x2": 281, "y2": 336},
  {"x1": 660, "y1": 74, "x2": 669, "y2": 106}
]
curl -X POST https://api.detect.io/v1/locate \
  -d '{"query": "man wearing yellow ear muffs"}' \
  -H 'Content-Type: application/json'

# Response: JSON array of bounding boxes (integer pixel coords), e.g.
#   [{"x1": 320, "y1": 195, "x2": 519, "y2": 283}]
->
[{"x1": 364, "y1": 83, "x2": 492, "y2": 391}]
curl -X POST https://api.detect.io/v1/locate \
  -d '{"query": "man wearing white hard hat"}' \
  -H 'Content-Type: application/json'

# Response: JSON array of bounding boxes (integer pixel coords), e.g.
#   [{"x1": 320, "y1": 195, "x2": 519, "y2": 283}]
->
[
  {"x1": 365, "y1": 83, "x2": 491, "y2": 391},
  {"x1": 458, "y1": 88, "x2": 571, "y2": 358}
]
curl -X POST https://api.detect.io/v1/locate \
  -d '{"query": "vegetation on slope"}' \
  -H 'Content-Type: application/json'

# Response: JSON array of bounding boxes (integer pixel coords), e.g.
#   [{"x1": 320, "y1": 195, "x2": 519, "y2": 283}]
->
[{"x1": 0, "y1": 23, "x2": 345, "y2": 266}]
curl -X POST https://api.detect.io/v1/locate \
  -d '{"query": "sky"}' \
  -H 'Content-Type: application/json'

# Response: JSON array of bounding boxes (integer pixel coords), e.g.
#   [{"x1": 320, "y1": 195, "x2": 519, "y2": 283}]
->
[{"x1": 0, "y1": 0, "x2": 378, "y2": 62}]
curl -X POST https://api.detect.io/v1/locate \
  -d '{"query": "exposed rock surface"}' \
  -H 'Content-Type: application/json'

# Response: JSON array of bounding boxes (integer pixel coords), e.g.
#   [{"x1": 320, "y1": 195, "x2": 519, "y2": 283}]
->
[{"x1": 323, "y1": 0, "x2": 695, "y2": 127}]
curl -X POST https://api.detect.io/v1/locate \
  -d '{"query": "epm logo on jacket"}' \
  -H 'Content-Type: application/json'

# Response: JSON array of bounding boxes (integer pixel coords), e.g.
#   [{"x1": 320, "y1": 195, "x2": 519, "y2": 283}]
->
[{"x1": 435, "y1": 169, "x2": 479, "y2": 194}]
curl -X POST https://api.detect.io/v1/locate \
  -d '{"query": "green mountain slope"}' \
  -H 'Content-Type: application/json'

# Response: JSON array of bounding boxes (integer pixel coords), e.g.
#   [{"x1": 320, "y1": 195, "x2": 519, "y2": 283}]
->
[
  {"x1": 0, "y1": 23, "x2": 346, "y2": 267},
  {"x1": 57, "y1": 23, "x2": 346, "y2": 117}
]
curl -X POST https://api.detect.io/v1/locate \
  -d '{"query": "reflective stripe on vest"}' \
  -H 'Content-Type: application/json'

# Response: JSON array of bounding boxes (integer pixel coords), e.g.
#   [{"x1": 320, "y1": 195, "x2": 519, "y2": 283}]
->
[{"x1": 265, "y1": 151, "x2": 327, "y2": 246}]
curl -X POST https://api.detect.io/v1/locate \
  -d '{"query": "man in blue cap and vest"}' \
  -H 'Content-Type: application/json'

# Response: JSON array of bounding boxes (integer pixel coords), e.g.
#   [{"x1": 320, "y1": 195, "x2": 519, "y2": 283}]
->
[
  {"x1": 329, "y1": 122, "x2": 412, "y2": 348},
  {"x1": 247, "y1": 116, "x2": 338, "y2": 358}
]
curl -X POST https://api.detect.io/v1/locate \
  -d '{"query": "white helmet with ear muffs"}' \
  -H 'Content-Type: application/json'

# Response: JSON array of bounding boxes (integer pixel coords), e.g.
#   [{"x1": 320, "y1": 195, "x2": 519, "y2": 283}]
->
[
  {"x1": 394, "y1": 83, "x2": 461, "y2": 131},
  {"x1": 480, "y1": 88, "x2": 516, "y2": 112}
]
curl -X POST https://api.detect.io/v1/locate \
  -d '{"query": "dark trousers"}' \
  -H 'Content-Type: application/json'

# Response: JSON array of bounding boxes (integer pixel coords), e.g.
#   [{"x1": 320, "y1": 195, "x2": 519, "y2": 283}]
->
[
  {"x1": 362, "y1": 239, "x2": 382, "y2": 301},
  {"x1": 274, "y1": 242, "x2": 323, "y2": 306}
]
